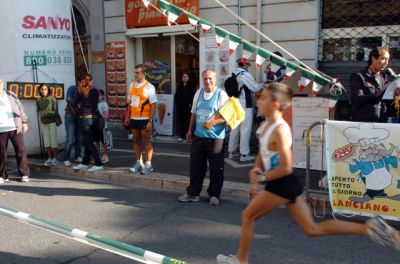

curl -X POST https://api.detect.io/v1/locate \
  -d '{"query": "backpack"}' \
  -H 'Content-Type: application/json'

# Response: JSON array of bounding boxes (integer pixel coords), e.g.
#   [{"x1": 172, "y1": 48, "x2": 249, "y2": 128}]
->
[{"x1": 224, "y1": 72, "x2": 243, "y2": 97}]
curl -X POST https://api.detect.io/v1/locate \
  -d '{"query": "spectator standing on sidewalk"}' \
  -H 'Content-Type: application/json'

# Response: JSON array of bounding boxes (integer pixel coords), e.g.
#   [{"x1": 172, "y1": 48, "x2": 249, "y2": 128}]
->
[
  {"x1": 178, "y1": 69, "x2": 229, "y2": 205},
  {"x1": 124, "y1": 64, "x2": 157, "y2": 175},
  {"x1": 63, "y1": 77, "x2": 83, "y2": 167},
  {"x1": 36, "y1": 83, "x2": 59, "y2": 166},
  {"x1": 0, "y1": 79, "x2": 30, "y2": 183},
  {"x1": 174, "y1": 73, "x2": 196, "y2": 142},
  {"x1": 228, "y1": 60, "x2": 263, "y2": 162},
  {"x1": 95, "y1": 89, "x2": 110, "y2": 163},
  {"x1": 73, "y1": 73, "x2": 104, "y2": 172},
  {"x1": 217, "y1": 83, "x2": 400, "y2": 264}
]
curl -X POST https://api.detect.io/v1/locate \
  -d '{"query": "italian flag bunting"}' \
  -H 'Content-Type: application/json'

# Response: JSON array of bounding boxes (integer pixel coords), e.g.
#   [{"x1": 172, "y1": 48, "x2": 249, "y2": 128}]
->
[
  {"x1": 158, "y1": 0, "x2": 182, "y2": 26},
  {"x1": 185, "y1": 12, "x2": 199, "y2": 27},
  {"x1": 242, "y1": 42, "x2": 256, "y2": 64},
  {"x1": 215, "y1": 27, "x2": 228, "y2": 48},
  {"x1": 255, "y1": 49, "x2": 271, "y2": 68},
  {"x1": 270, "y1": 55, "x2": 286, "y2": 74},
  {"x1": 312, "y1": 75, "x2": 330, "y2": 96},
  {"x1": 198, "y1": 18, "x2": 213, "y2": 32},
  {"x1": 228, "y1": 34, "x2": 241, "y2": 55},
  {"x1": 285, "y1": 61, "x2": 298, "y2": 80},
  {"x1": 142, "y1": 0, "x2": 151, "y2": 8},
  {"x1": 298, "y1": 70, "x2": 315, "y2": 92}
]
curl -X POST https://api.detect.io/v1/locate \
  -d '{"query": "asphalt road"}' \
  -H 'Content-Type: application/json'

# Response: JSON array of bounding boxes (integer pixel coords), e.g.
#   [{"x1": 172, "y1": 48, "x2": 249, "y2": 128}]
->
[{"x1": 1, "y1": 168, "x2": 400, "y2": 263}]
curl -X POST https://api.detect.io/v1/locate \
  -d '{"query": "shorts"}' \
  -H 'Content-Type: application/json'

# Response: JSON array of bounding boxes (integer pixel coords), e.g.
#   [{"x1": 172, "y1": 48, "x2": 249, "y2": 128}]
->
[
  {"x1": 265, "y1": 173, "x2": 303, "y2": 203},
  {"x1": 129, "y1": 119, "x2": 149, "y2": 130},
  {"x1": 41, "y1": 122, "x2": 57, "y2": 148}
]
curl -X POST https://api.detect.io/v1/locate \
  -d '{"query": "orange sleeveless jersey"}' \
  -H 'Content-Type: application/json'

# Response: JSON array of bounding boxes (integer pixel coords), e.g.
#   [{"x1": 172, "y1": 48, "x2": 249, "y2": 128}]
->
[{"x1": 129, "y1": 81, "x2": 151, "y2": 119}]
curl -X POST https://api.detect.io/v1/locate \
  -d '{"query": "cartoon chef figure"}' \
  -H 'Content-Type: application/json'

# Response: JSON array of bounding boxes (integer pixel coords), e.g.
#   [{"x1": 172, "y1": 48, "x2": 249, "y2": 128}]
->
[{"x1": 339, "y1": 123, "x2": 400, "y2": 203}]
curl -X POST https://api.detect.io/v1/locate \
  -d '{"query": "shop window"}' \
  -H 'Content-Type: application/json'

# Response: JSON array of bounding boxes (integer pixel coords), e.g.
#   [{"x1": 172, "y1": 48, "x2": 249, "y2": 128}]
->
[
  {"x1": 175, "y1": 34, "x2": 199, "y2": 89},
  {"x1": 143, "y1": 37, "x2": 171, "y2": 94}
]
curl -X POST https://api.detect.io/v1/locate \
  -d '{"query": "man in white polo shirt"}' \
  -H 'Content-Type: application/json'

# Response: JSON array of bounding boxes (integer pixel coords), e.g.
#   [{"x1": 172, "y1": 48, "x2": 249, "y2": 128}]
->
[{"x1": 0, "y1": 78, "x2": 30, "y2": 183}]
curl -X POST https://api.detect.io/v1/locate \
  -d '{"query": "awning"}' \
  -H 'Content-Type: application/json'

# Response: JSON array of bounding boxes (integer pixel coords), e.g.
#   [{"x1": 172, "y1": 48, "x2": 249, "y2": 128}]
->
[{"x1": 125, "y1": 24, "x2": 197, "y2": 38}]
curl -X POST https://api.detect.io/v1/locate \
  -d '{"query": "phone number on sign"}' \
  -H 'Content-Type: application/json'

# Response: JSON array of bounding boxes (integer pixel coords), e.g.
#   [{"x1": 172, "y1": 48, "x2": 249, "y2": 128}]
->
[{"x1": 24, "y1": 55, "x2": 73, "y2": 66}]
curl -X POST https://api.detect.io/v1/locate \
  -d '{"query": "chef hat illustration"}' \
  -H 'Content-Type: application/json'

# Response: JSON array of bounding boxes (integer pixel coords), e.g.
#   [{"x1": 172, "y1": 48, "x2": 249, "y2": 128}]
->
[{"x1": 344, "y1": 123, "x2": 388, "y2": 149}]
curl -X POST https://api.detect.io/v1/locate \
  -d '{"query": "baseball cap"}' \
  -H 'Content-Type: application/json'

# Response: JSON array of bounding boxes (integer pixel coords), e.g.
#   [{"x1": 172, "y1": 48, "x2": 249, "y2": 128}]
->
[{"x1": 237, "y1": 59, "x2": 251, "y2": 67}]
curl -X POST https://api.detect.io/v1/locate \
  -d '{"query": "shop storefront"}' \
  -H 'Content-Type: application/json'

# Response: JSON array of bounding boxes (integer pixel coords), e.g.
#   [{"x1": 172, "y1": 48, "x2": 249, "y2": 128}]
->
[{"x1": 105, "y1": 0, "x2": 200, "y2": 136}]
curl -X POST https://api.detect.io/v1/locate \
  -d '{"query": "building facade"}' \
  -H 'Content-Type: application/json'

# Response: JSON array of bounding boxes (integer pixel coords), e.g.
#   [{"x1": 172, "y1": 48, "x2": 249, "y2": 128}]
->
[{"x1": 74, "y1": 0, "x2": 400, "y2": 125}]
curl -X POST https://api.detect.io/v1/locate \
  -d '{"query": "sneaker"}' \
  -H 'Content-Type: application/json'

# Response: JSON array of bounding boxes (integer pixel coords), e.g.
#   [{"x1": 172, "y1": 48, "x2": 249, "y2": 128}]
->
[
  {"x1": 216, "y1": 254, "x2": 242, "y2": 264},
  {"x1": 75, "y1": 157, "x2": 83, "y2": 163},
  {"x1": 101, "y1": 157, "x2": 110, "y2": 164},
  {"x1": 88, "y1": 166, "x2": 104, "y2": 172},
  {"x1": 43, "y1": 159, "x2": 52, "y2": 166},
  {"x1": 51, "y1": 159, "x2": 59, "y2": 166},
  {"x1": 240, "y1": 155, "x2": 255, "y2": 162},
  {"x1": 140, "y1": 164, "x2": 154, "y2": 175},
  {"x1": 73, "y1": 164, "x2": 89, "y2": 170},
  {"x1": 367, "y1": 215, "x2": 400, "y2": 250},
  {"x1": 0, "y1": 178, "x2": 4, "y2": 184},
  {"x1": 21, "y1": 176, "x2": 29, "y2": 182},
  {"x1": 228, "y1": 152, "x2": 240, "y2": 159},
  {"x1": 210, "y1": 196, "x2": 220, "y2": 205},
  {"x1": 177, "y1": 137, "x2": 183, "y2": 142},
  {"x1": 129, "y1": 161, "x2": 143, "y2": 173},
  {"x1": 64, "y1": 160, "x2": 71, "y2": 167},
  {"x1": 178, "y1": 193, "x2": 200, "y2": 202}
]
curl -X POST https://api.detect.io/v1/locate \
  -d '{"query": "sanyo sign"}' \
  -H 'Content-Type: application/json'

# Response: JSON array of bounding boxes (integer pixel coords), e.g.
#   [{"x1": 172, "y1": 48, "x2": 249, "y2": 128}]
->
[{"x1": 22, "y1": 15, "x2": 71, "y2": 31}]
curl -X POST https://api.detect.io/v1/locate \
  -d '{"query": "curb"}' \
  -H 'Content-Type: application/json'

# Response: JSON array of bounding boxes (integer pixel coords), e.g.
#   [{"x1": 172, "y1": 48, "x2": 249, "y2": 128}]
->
[{"x1": 25, "y1": 159, "x2": 251, "y2": 200}]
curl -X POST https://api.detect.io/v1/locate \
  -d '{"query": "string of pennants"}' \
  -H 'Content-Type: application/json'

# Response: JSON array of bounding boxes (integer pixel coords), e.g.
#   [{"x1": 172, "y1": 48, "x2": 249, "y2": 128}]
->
[{"x1": 141, "y1": 0, "x2": 333, "y2": 95}]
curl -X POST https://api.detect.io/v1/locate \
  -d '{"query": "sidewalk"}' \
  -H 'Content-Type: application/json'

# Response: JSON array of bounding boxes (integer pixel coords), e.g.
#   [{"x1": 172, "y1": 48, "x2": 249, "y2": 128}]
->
[{"x1": 23, "y1": 156, "x2": 251, "y2": 200}]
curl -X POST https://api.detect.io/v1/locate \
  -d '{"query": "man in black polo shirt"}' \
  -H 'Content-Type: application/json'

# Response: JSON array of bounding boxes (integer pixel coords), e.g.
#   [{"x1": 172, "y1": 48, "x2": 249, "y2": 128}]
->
[{"x1": 350, "y1": 47, "x2": 390, "y2": 122}]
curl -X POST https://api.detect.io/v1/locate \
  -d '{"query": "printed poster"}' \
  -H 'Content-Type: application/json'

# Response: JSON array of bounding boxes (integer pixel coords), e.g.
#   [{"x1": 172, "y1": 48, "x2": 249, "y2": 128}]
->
[
  {"x1": 325, "y1": 120, "x2": 400, "y2": 220},
  {"x1": 292, "y1": 97, "x2": 329, "y2": 169},
  {"x1": 145, "y1": 60, "x2": 171, "y2": 94},
  {"x1": 154, "y1": 94, "x2": 174, "y2": 136},
  {"x1": 200, "y1": 31, "x2": 233, "y2": 88},
  {"x1": 105, "y1": 41, "x2": 127, "y2": 122}
]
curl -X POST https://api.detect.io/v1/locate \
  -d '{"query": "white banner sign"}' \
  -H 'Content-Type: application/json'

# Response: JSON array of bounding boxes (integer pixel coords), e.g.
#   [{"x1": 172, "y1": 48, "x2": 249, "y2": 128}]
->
[{"x1": 0, "y1": 0, "x2": 74, "y2": 154}]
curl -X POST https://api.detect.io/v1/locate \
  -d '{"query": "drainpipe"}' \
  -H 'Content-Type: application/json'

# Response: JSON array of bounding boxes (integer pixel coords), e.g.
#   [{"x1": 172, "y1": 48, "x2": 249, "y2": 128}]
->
[
  {"x1": 238, "y1": 0, "x2": 241, "y2": 58},
  {"x1": 256, "y1": 0, "x2": 262, "y2": 80}
]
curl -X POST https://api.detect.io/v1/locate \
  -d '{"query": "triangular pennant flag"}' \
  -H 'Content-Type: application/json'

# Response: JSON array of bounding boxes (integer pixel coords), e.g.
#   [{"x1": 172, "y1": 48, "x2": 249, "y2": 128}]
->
[
  {"x1": 270, "y1": 55, "x2": 286, "y2": 74},
  {"x1": 312, "y1": 74, "x2": 330, "y2": 96},
  {"x1": 298, "y1": 70, "x2": 315, "y2": 92},
  {"x1": 242, "y1": 42, "x2": 256, "y2": 64},
  {"x1": 142, "y1": 0, "x2": 151, "y2": 8},
  {"x1": 199, "y1": 18, "x2": 213, "y2": 32},
  {"x1": 185, "y1": 12, "x2": 199, "y2": 27},
  {"x1": 228, "y1": 34, "x2": 241, "y2": 55},
  {"x1": 215, "y1": 27, "x2": 228, "y2": 48},
  {"x1": 255, "y1": 49, "x2": 271, "y2": 68},
  {"x1": 158, "y1": 0, "x2": 183, "y2": 26},
  {"x1": 285, "y1": 61, "x2": 298, "y2": 80}
]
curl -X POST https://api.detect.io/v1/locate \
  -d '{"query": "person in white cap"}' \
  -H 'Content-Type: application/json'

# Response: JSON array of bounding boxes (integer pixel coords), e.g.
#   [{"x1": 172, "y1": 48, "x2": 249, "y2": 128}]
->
[{"x1": 228, "y1": 59, "x2": 263, "y2": 162}]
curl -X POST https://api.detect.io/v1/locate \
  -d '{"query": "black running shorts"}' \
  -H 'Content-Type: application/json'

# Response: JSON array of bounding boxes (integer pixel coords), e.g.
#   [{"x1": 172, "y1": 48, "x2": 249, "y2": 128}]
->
[{"x1": 265, "y1": 173, "x2": 303, "y2": 203}]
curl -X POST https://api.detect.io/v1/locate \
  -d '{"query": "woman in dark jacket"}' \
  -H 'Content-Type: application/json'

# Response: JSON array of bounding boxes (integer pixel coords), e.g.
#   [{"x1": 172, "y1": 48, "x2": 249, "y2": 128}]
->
[
  {"x1": 174, "y1": 73, "x2": 196, "y2": 141},
  {"x1": 72, "y1": 73, "x2": 103, "y2": 172}
]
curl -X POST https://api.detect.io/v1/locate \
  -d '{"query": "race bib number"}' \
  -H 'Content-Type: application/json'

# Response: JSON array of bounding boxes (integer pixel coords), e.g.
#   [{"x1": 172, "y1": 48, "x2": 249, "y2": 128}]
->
[{"x1": 130, "y1": 96, "x2": 140, "y2": 108}]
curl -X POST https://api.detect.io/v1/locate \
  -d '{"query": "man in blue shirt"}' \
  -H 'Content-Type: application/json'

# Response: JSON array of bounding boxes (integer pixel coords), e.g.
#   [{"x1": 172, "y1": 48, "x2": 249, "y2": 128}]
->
[{"x1": 178, "y1": 69, "x2": 229, "y2": 205}]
